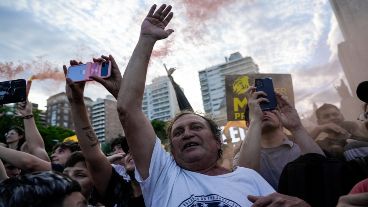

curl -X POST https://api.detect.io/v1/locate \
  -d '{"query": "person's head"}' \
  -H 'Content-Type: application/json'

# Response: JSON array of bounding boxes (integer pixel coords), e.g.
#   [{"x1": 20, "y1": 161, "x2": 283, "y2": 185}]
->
[
  {"x1": 356, "y1": 81, "x2": 368, "y2": 104},
  {"x1": 5, "y1": 126, "x2": 25, "y2": 150},
  {"x1": 166, "y1": 111, "x2": 222, "y2": 171},
  {"x1": 0, "y1": 171, "x2": 86, "y2": 207},
  {"x1": 51, "y1": 142, "x2": 81, "y2": 166},
  {"x1": 316, "y1": 103, "x2": 344, "y2": 125},
  {"x1": 244, "y1": 105, "x2": 282, "y2": 133},
  {"x1": 2, "y1": 160, "x2": 21, "y2": 178},
  {"x1": 110, "y1": 136, "x2": 129, "y2": 155},
  {"x1": 63, "y1": 152, "x2": 93, "y2": 199}
]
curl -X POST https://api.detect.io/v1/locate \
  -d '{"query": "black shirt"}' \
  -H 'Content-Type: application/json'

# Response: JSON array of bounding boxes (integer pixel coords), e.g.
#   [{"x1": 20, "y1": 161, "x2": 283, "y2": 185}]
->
[{"x1": 92, "y1": 167, "x2": 145, "y2": 207}]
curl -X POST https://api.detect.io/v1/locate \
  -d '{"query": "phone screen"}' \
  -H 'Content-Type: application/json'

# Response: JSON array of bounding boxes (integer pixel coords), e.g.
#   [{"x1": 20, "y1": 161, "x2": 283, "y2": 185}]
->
[
  {"x1": 67, "y1": 64, "x2": 87, "y2": 82},
  {"x1": 0, "y1": 79, "x2": 26, "y2": 104}
]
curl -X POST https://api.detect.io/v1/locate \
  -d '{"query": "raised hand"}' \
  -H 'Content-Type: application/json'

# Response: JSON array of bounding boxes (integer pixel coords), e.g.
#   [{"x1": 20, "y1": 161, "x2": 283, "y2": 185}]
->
[
  {"x1": 244, "y1": 86, "x2": 268, "y2": 122},
  {"x1": 63, "y1": 60, "x2": 86, "y2": 104},
  {"x1": 90, "y1": 55, "x2": 122, "y2": 99},
  {"x1": 274, "y1": 93, "x2": 302, "y2": 131},
  {"x1": 16, "y1": 100, "x2": 32, "y2": 117},
  {"x1": 141, "y1": 4, "x2": 174, "y2": 40}
]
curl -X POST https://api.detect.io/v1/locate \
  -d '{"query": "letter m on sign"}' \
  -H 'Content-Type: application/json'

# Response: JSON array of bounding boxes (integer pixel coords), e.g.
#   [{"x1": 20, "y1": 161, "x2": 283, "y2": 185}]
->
[{"x1": 233, "y1": 97, "x2": 247, "y2": 112}]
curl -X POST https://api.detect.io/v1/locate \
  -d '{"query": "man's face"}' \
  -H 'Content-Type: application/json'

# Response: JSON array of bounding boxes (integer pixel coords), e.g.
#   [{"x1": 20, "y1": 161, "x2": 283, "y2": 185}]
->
[
  {"x1": 62, "y1": 192, "x2": 87, "y2": 207},
  {"x1": 63, "y1": 162, "x2": 93, "y2": 199},
  {"x1": 318, "y1": 107, "x2": 344, "y2": 125},
  {"x1": 170, "y1": 114, "x2": 220, "y2": 170},
  {"x1": 261, "y1": 110, "x2": 281, "y2": 132},
  {"x1": 51, "y1": 147, "x2": 72, "y2": 165}
]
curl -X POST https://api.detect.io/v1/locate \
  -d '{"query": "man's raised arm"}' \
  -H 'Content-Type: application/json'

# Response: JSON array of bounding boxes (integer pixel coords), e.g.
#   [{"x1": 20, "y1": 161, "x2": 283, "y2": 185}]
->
[
  {"x1": 117, "y1": 4, "x2": 174, "y2": 179},
  {"x1": 275, "y1": 94, "x2": 324, "y2": 155},
  {"x1": 64, "y1": 59, "x2": 115, "y2": 197}
]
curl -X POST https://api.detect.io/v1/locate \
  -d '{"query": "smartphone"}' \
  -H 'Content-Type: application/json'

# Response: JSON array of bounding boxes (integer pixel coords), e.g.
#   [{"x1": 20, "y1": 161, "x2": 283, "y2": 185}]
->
[
  {"x1": 67, "y1": 61, "x2": 111, "y2": 82},
  {"x1": 0, "y1": 79, "x2": 27, "y2": 105},
  {"x1": 255, "y1": 78, "x2": 277, "y2": 111}
]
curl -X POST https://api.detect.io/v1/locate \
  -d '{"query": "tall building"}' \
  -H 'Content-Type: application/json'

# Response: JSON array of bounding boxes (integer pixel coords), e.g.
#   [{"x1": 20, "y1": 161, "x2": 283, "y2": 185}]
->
[
  {"x1": 91, "y1": 95, "x2": 124, "y2": 143},
  {"x1": 46, "y1": 92, "x2": 93, "y2": 130},
  {"x1": 31, "y1": 103, "x2": 46, "y2": 126},
  {"x1": 199, "y1": 52, "x2": 259, "y2": 123},
  {"x1": 142, "y1": 76, "x2": 179, "y2": 121},
  {"x1": 330, "y1": 0, "x2": 368, "y2": 93},
  {"x1": 329, "y1": 0, "x2": 368, "y2": 120}
]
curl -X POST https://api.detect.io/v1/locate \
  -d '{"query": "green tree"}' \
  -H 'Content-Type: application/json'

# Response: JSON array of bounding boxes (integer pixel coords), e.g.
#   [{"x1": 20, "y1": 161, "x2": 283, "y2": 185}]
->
[
  {"x1": 0, "y1": 104, "x2": 23, "y2": 143},
  {"x1": 151, "y1": 119, "x2": 168, "y2": 144},
  {"x1": 0, "y1": 105, "x2": 75, "y2": 154}
]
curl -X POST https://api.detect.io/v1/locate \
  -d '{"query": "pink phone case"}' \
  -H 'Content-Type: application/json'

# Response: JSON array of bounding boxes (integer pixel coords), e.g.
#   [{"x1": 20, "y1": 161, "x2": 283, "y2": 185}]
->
[{"x1": 67, "y1": 61, "x2": 111, "y2": 82}]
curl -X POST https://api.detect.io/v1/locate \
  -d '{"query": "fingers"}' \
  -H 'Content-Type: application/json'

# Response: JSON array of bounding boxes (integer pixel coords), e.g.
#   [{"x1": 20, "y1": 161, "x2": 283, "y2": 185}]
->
[
  {"x1": 249, "y1": 195, "x2": 274, "y2": 207},
  {"x1": 248, "y1": 195, "x2": 260, "y2": 203},
  {"x1": 153, "y1": 4, "x2": 167, "y2": 19},
  {"x1": 338, "y1": 193, "x2": 368, "y2": 206},
  {"x1": 165, "y1": 29, "x2": 174, "y2": 37},
  {"x1": 147, "y1": 4, "x2": 157, "y2": 17},
  {"x1": 273, "y1": 109, "x2": 282, "y2": 119},
  {"x1": 109, "y1": 55, "x2": 118, "y2": 68},
  {"x1": 63, "y1": 65, "x2": 67, "y2": 77},
  {"x1": 70, "y1": 60, "x2": 82, "y2": 66},
  {"x1": 90, "y1": 76, "x2": 105, "y2": 85},
  {"x1": 163, "y1": 12, "x2": 174, "y2": 26},
  {"x1": 161, "y1": 5, "x2": 172, "y2": 17},
  {"x1": 276, "y1": 93, "x2": 290, "y2": 107}
]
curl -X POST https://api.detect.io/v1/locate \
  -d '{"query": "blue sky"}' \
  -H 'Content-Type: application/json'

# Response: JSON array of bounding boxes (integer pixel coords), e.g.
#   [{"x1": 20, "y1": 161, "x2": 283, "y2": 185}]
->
[{"x1": 0, "y1": 0, "x2": 344, "y2": 116}]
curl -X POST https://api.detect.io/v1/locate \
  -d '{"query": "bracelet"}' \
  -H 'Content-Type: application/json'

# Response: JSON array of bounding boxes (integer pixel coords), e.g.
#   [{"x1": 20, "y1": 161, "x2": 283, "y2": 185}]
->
[{"x1": 23, "y1": 114, "x2": 34, "y2": 119}]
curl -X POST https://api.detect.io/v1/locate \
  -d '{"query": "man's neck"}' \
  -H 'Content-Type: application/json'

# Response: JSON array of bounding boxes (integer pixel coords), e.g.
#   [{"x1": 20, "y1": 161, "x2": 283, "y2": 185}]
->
[
  {"x1": 196, "y1": 164, "x2": 231, "y2": 176},
  {"x1": 261, "y1": 129, "x2": 288, "y2": 148}
]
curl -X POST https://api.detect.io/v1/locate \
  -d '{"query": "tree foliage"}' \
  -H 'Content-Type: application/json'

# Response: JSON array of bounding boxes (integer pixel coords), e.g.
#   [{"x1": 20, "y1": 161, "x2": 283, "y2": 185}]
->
[
  {"x1": 151, "y1": 119, "x2": 168, "y2": 144},
  {"x1": 0, "y1": 104, "x2": 75, "y2": 154}
]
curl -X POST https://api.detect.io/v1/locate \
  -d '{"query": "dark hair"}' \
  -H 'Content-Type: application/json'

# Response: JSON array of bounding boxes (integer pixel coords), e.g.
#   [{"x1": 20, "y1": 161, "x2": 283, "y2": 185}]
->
[
  {"x1": 0, "y1": 171, "x2": 81, "y2": 207},
  {"x1": 64, "y1": 151, "x2": 85, "y2": 168},
  {"x1": 7, "y1": 126, "x2": 25, "y2": 151},
  {"x1": 52, "y1": 141, "x2": 81, "y2": 154},
  {"x1": 315, "y1": 103, "x2": 340, "y2": 119},
  {"x1": 166, "y1": 111, "x2": 223, "y2": 159},
  {"x1": 110, "y1": 135, "x2": 129, "y2": 153}
]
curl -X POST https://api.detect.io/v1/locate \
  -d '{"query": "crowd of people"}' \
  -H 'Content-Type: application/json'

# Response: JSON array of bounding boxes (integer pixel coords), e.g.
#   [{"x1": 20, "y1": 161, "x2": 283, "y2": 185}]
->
[{"x1": 0, "y1": 4, "x2": 367, "y2": 207}]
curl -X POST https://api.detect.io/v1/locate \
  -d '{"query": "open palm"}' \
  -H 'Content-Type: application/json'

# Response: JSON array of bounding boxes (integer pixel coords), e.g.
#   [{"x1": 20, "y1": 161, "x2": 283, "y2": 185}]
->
[{"x1": 141, "y1": 4, "x2": 174, "y2": 40}]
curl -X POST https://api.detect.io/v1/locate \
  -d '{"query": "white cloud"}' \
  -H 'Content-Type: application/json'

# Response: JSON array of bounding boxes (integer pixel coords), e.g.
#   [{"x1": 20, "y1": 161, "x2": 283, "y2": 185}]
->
[
  {"x1": 0, "y1": 0, "x2": 342, "y2": 115},
  {"x1": 327, "y1": 12, "x2": 344, "y2": 61}
]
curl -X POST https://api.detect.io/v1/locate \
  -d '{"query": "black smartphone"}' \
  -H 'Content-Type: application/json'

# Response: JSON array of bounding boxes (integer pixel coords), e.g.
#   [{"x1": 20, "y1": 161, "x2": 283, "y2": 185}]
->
[
  {"x1": 0, "y1": 79, "x2": 27, "y2": 105},
  {"x1": 255, "y1": 78, "x2": 277, "y2": 111}
]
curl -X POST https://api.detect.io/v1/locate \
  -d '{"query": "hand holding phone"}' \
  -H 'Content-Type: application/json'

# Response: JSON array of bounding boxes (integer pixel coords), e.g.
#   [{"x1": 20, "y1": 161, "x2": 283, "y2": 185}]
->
[
  {"x1": 255, "y1": 78, "x2": 277, "y2": 111},
  {"x1": 67, "y1": 61, "x2": 111, "y2": 82}
]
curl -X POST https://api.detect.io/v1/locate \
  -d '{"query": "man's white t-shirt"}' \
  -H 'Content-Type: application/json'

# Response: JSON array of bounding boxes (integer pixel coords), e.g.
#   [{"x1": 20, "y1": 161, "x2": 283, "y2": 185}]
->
[{"x1": 136, "y1": 138, "x2": 275, "y2": 207}]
